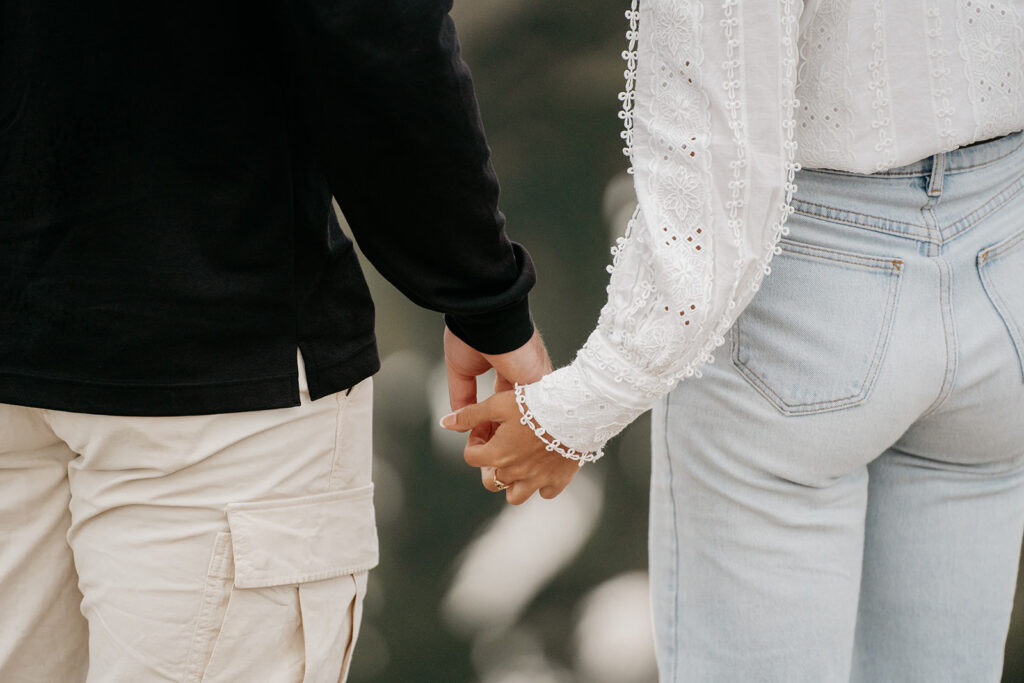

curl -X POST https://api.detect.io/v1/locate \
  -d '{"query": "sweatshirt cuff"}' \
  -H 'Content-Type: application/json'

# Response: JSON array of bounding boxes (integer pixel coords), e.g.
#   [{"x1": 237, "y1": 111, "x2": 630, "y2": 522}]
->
[{"x1": 444, "y1": 296, "x2": 534, "y2": 355}]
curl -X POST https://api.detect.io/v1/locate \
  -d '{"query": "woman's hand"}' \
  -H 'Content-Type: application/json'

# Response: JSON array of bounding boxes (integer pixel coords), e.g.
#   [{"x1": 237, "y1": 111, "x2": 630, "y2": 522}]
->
[{"x1": 441, "y1": 391, "x2": 580, "y2": 505}]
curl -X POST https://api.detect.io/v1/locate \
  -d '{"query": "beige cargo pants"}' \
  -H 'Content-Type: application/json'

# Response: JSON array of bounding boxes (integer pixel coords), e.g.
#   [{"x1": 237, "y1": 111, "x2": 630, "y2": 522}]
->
[{"x1": 0, "y1": 362, "x2": 377, "y2": 682}]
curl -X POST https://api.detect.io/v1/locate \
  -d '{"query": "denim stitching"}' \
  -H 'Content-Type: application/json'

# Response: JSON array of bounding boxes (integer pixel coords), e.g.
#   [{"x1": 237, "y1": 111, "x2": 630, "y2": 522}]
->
[
  {"x1": 978, "y1": 228, "x2": 1024, "y2": 381},
  {"x1": 792, "y1": 199, "x2": 928, "y2": 239},
  {"x1": 779, "y1": 239, "x2": 906, "y2": 270},
  {"x1": 732, "y1": 252, "x2": 903, "y2": 413},
  {"x1": 793, "y1": 168, "x2": 1024, "y2": 245},
  {"x1": 946, "y1": 174, "x2": 1024, "y2": 240},
  {"x1": 983, "y1": 226, "x2": 1024, "y2": 259},
  {"x1": 920, "y1": 257, "x2": 959, "y2": 418},
  {"x1": 980, "y1": 270, "x2": 1024, "y2": 380}
]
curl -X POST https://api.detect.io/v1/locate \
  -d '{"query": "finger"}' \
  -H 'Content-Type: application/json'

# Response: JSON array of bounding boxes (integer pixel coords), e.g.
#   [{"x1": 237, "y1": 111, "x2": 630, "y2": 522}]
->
[
  {"x1": 505, "y1": 480, "x2": 537, "y2": 506},
  {"x1": 447, "y1": 370, "x2": 477, "y2": 413},
  {"x1": 441, "y1": 393, "x2": 502, "y2": 432},
  {"x1": 493, "y1": 373, "x2": 514, "y2": 395},
  {"x1": 539, "y1": 482, "x2": 568, "y2": 500},
  {"x1": 492, "y1": 465, "x2": 527, "y2": 485},
  {"x1": 465, "y1": 441, "x2": 520, "y2": 470},
  {"x1": 463, "y1": 439, "x2": 500, "y2": 468},
  {"x1": 467, "y1": 421, "x2": 497, "y2": 448},
  {"x1": 480, "y1": 466, "x2": 500, "y2": 493}
]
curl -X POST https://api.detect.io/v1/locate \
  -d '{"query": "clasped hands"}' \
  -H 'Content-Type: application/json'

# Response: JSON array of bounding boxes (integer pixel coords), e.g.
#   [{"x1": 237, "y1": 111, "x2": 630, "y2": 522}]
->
[{"x1": 440, "y1": 327, "x2": 580, "y2": 504}]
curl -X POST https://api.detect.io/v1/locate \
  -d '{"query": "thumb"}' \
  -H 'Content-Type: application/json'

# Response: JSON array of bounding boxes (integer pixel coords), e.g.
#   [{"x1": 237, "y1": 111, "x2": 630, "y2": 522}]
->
[
  {"x1": 447, "y1": 371, "x2": 478, "y2": 412},
  {"x1": 440, "y1": 394, "x2": 501, "y2": 433}
]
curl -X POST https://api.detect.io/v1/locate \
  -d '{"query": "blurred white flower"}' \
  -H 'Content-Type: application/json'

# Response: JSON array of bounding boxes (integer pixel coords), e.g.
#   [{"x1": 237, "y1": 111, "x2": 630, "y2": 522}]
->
[
  {"x1": 472, "y1": 626, "x2": 573, "y2": 683},
  {"x1": 441, "y1": 471, "x2": 604, "y2": 635},
  {"x1": 574, "y1": 571, "x2": 658, "y2": 683}
]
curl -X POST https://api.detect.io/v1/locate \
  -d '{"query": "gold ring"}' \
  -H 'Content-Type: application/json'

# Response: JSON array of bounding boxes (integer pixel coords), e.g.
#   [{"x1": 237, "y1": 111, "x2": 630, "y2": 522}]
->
[{"x1": 493, "y1": 476, "x2": 509, "y2": 491}]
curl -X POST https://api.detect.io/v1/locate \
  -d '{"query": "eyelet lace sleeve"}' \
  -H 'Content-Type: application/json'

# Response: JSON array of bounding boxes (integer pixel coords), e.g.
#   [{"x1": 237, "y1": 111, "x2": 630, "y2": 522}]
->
[{"x1": 521, "y1": 0, "x2": 802, "y2": 457}]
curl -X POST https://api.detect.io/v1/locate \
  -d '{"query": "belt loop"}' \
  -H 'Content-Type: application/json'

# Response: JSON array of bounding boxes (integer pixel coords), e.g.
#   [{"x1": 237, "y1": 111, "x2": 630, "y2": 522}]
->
[{"x1": 927, "y1": 152, "x2": 946, "y2": 197}]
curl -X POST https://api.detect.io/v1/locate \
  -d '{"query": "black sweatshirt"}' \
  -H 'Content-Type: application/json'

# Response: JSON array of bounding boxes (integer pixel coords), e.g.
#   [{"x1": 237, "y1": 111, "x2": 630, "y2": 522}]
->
[{"x1": 0, "y1": 0, "x2": 535, "y2": 416}]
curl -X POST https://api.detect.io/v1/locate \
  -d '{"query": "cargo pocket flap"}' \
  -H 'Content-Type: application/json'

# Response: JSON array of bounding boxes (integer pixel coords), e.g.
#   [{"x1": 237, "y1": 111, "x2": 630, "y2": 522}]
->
[{"x1": 225, "y1": 484, "x2": 378, "y2": 589}]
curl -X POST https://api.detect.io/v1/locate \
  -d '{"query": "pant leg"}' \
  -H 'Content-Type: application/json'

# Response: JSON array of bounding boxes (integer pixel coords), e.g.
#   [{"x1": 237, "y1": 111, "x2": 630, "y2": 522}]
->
[
  {"x1": 46, "y1": 371, "x2": 378, "y2": 683},
  {"x1": 0, "y1": 403, "x2": 88, "y2": 682},
  {"x1": 851, "y1": 173, "x2": 1024, "y2": 682},
  {"x1": 651, "y1": 396, "x2": 871, "y2": 683},
  {"x1": 852, "y1": 447, "x2": 1024, "y2": 683},
  {"x1": 649, "y1": 160, "x2": 950, "y2": 681}
]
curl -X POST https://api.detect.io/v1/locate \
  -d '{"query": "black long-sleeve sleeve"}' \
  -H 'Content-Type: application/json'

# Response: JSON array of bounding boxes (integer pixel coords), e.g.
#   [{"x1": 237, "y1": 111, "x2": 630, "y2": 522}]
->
[
  {"x1": 1, "y1": 0, "x2": 527, "y2": 415},
  {"x1": 271, "y1": 0, "x2": 535, "y2": 353}
]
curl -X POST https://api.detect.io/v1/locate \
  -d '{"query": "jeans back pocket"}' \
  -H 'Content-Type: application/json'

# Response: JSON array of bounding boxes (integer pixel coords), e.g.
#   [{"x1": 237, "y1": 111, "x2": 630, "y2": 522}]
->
[
  {"x1": 979, "y1": 228, "x2": 1024, "y2": 382},
  {"x1": 731, "y1": 240, "x2": 903, "y2": 415}
]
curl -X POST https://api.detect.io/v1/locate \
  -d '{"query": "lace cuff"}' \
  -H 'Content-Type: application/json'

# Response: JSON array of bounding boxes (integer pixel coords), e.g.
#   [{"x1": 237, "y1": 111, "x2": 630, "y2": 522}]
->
[
  {"x1": 513, "y1": 384, "x2": 603, "y2": 467},
  {"x1": 519, "y1": 362, "x2": 646, "y2": 458}
]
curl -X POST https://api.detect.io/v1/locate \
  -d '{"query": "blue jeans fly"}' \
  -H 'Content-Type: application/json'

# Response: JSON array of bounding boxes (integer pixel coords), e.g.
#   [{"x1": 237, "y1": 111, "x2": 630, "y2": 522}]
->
[{"x1": 650, "y1": 131, "x2": 1024, "y2": 682}]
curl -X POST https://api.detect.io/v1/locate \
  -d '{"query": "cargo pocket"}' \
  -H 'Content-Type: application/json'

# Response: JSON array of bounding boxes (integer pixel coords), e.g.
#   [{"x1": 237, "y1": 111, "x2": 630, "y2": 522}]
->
[
  {"x1": 979, "y1": 228, "x2": 1024, "y2": 382},
  {"x1": 731, "y1": 240, "x2": 903, "y2": 415},
  {"x1": 183, "y1": 485, "x2": 378, "y2": 683}
]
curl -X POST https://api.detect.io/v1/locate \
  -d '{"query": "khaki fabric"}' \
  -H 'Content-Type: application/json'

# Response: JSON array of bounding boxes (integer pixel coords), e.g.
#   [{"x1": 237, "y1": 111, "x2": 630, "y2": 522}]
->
[{"x1": 0, "y1": 363, "x2": 376, "y2": 683}]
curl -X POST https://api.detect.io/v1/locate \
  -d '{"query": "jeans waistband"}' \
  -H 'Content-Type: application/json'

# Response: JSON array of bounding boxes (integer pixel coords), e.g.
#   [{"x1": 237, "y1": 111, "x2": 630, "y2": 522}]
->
[
  {"x1": 865, "y1": 131, "x2": 1024, "y2": 178},
  {"x1": 790, "y1": 131, "x2": 1024, "y2": 246}
]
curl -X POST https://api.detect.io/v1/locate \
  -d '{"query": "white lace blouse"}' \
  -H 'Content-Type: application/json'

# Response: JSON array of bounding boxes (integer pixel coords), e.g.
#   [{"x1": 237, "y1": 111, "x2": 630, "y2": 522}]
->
[{"x1": 518, "y1": 0, "x2": 1024, "y2": 460}]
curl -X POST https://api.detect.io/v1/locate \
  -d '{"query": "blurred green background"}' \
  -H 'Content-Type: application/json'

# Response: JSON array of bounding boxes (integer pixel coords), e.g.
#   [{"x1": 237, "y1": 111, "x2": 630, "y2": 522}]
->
[{"x1": 341, "y1": 2, "x2": 1024, "y2": 681}]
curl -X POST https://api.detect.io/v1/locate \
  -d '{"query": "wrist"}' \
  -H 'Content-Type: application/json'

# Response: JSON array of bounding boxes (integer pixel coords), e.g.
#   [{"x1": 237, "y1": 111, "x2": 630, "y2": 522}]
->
[
  {"x1": 444, "y1": 295, "x2": 534, "y2": 355},
  {"x1": 514, "y1": 384, "x2": 604, "y2": 467}
]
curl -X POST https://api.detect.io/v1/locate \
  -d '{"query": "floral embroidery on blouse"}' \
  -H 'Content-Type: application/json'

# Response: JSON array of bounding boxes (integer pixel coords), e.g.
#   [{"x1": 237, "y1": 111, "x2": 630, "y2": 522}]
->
[{"x1": 520, "y1": 0, "x2": 1024, "y2": 458}]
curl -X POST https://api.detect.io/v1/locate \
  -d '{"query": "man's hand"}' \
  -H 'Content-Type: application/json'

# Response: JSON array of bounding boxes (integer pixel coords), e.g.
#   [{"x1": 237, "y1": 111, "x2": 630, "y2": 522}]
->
[
  {"x1": 441, "y1": 391, "x2": 580, "y2": 505},
  {"x1": 443, "y1": 326, "x2": 560, "y2": 502},
  {"x1": 443, "y1": 326, "x2": 552, "y2": 412}
]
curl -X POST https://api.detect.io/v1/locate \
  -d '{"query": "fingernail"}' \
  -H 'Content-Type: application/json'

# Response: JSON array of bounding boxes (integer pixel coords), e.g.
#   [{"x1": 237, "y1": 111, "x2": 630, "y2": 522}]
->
[{"x1": 440, "y1": 412, "x2": 457, "y2": 429}]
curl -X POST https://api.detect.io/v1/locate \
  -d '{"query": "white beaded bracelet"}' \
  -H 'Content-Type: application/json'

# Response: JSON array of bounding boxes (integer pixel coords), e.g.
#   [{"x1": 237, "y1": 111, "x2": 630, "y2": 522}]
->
[{"x1": 513, "y1": 384, "x2": 604, "y2": 467}]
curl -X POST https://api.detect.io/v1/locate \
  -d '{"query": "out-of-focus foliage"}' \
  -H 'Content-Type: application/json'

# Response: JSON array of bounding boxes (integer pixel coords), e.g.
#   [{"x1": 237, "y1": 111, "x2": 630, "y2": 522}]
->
[
  {"x1": 344, "y1": 3, "x2": 655, "y2": 681},
  {"x1": 343, "y1": 2, "x2": 1024, "y2": 681}
]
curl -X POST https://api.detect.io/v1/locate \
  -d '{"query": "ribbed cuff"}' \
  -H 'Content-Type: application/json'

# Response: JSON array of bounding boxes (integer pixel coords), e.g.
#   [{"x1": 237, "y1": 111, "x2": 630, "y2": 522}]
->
[{"x1": 444, "y1": 296, "x2": 534, "y2": 355}]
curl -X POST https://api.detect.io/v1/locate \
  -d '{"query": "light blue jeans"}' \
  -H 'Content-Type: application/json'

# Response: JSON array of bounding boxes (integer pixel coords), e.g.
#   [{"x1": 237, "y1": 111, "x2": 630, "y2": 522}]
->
[{"x1": 651, "y1": 132, "x2": 1024, "y2": 682}]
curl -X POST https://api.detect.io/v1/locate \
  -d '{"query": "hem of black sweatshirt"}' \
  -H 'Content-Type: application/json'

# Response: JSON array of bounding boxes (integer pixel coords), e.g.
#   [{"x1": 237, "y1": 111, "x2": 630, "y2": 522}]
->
[{"x1": 0, "y1": 343, "x2": 381, "y2": 417}]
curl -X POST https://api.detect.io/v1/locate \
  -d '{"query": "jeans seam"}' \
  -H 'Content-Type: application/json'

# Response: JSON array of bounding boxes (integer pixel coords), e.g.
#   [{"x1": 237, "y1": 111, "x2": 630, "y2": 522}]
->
[
  {"x1": 660, "y1": 395, "x2": 680, "y2": 681},
  {"x1": 978, "y1": 230, "x2": 1024, "y2": 381},
  {"x1": 793, "y1": 198, "x2": 928, "y2": 229},
  {"x1": 982, "y1": 225, "x2": 1024, "y2": 259},
  {"x1": 921, "y1": 257, "x2": 959, "y2": 419},
  {"x1": 780, "y1": 239, "x2": 905, "y2": 271},
  {"x1": 792, "y1": 202, "x2": 933, "y2": 242},
  {"x1": 732, "y1": 256, "x2": 903, "y2": 414},
  {"x1": 945, "y1": 173, "x2": 1024, "y2": 240}
]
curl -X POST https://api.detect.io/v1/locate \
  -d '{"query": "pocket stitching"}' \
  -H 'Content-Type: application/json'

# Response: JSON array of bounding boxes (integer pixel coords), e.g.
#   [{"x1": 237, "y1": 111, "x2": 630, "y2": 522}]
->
[
  {"x1": 791, "y1": 198, "x2": 927, "y2": 236},
  {"x1": 776, "y1": 239, "x2": 906, "y2": 271},
  {"x1": 182, "y1": 532, "x2": 233, "y2": 683},
  {"x1": 732, "y1": 247, "x2": 904, "y2": 415},
  {"x1": 328, "y1": 389, "x2": 348, "y2": 491},
  {"x1": 226, "y1": 485, "x2": 378, "y2": 590},
  {"x1": 979, "y1": 229, "x2": 1024, "y2": 381},
  {"x1": 949, "y1": 172, "x2": 1024, "y2": 239}
]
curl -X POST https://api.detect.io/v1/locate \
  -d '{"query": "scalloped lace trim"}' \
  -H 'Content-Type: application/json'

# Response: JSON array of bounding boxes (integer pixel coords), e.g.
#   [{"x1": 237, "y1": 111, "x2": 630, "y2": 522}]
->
[
  {"x1": 518, "y1": 0, "x2": 800, "y2": 456},
  {"x1": 514, "y1": 384, "x2": 603, "y2": 466}
]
